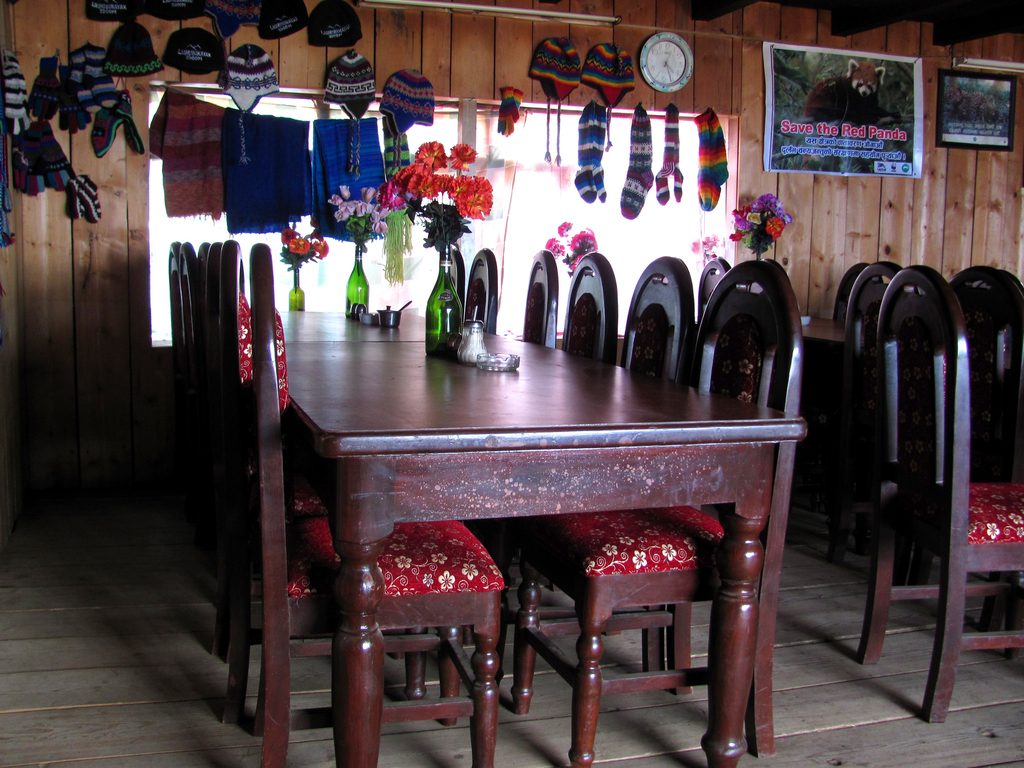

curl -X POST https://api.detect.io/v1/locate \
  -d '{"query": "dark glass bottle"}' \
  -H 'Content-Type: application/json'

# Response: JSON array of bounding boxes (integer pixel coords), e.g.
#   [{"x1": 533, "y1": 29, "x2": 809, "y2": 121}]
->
[
  {"x1": 345, "y1": 244, "x2": 369, "y2": 317},
  {"x1": 425, "y1": 245, "x2": 464, "y2": 356}
]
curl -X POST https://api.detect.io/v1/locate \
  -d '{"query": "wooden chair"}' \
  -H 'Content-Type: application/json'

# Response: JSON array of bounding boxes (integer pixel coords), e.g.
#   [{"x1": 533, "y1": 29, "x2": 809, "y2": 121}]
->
[
  {"x1": 857, "y1": 264, "x2": 1024, "y2": 723},
  {"x1": 247, "y1": 242, "x2": 504, "y2": 768},
  {"x1": 465, "y1": 248, "x2": 499, "y2": 333},
  {"x1": 522, "y1": 249, "x2": 559, "y2": 348},
  {"x1": 696, "y1": 256, "x2": 729, "y2": 324},
  {"x1": 832, "y1": 262, "x2": 870, "y2": 322},
  {"x1": 168, "y1": 242, "x2": 186, "y2": 479},
  {"x1": 619, "y1": 256, "x2": 694, "y2": 382},
  {"x1": 452, "y1": 245, "x2": 467, "y2": 309},
  {"x1": 828, "y1": 261, "x2": 901, "y2": 563},
  {"x1": 562, "y1": 252, "x2": 617, "y2": 364},
  {"x1": 512, "y1": 260, "x2": 803, "y2": 764}
]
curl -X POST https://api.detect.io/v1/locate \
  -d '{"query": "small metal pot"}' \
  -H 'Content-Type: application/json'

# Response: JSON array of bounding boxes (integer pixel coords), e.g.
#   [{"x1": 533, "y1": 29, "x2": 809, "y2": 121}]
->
[{"x1": 376, "y1": 300, "x2": 412, "y2": 328}]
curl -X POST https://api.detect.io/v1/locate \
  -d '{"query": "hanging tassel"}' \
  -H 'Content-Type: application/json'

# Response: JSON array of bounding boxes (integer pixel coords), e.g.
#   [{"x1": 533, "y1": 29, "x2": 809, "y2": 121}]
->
[
  {"x1": 544, "y1": 98, "x2": 552, "y2": 164},
  {"x1": 383, "y1": 209, "x2": 412, "y2": 285}
]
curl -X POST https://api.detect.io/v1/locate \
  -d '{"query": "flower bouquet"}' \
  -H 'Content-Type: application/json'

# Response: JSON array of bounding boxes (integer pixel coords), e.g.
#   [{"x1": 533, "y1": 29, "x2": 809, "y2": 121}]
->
[
  {"x1": 691, "y1": 234, "x2": 725, "y2": 266},
  {"x1": 730, "y1": 193, "x2": 793, "y2": 260},
  {"x1": 546, "y1": 221, "x2": 598, "y2": 275},
  {"x1": 280, "y1": 225, "x2": 329, "y2": 311},
  {"x1": 330, "y1": 186, "x2": 392, "y2": 314}
]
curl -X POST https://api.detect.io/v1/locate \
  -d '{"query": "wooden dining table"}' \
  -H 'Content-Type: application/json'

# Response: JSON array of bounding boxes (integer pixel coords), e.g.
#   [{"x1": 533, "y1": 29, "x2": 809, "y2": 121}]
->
[{"x1": 279, "y1": 312, "x2": 806, "y2": 768}]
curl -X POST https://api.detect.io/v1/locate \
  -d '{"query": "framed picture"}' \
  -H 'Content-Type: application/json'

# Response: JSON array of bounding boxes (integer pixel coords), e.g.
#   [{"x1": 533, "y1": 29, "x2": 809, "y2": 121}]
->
[{"x1": 937, "y1": 69, "x2": 1016, "y2": 151}]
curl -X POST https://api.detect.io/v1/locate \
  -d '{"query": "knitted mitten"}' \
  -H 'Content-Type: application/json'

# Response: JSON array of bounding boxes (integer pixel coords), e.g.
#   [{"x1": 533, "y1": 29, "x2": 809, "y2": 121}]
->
[
  {"x1": 28, "y1": 55, "x2": 61, "y2": 120},
  {"x1": 66, "y1": 174, "x2": 101, "y2": 223},
  {"x1": 2, "y1": 49, "x2": 29, "y2": 135},
  {"x1": 620, "y1": 104, "x2": 654, "y2": 220},
  {"x1": 655, "y1": 103, "x2": 683, "y2": 205},
  {"x1": 574, "y1": 100, "x2": 607, "y2": 204},
  {"x1": 497, "y1": 86, "x2": 523, "y2": 137}
]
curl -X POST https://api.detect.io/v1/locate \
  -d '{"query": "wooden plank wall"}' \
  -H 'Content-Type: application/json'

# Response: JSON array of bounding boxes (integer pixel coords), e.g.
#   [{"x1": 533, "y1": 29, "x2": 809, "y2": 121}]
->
[{"x1": 6, "y1": 1, "x2": 1024, "y2": 492}]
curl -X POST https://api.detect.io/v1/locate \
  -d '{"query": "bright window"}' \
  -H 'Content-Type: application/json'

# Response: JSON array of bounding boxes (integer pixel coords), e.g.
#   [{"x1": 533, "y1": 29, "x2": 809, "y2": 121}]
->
[{"x1": 148, "y1": 91, "x2": 731, "y2": 344}]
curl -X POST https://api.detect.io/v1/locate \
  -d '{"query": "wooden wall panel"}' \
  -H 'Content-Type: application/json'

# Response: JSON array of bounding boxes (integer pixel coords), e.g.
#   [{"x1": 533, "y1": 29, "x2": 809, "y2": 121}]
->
[{"x1": 6, "y1": 1, "x2": 1024, "y2": 495}]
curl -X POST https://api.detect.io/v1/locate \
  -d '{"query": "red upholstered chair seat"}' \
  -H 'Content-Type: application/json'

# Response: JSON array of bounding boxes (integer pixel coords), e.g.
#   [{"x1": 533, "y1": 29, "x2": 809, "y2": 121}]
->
[
  {"x1": 287, "y1": 516, "x2": 506, "y2": 599},
  {"x1": 967, "y1": 483, "x2": 1024, "y2": 544},
  {"x1": 287, "y1": 474, "x2": 328, "y2": 518},
  {"x1": 565, "y1": 292, "x2": 598, "y2": 358},
  {"x1": 525, "y1": 507, "x2": 724, "y2": 577}
]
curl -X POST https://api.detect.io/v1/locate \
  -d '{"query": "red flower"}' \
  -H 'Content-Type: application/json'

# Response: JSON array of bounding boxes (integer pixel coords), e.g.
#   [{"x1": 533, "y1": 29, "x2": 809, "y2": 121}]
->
[
  {"x1": 449, "y1": 143, "x2": 477, "y2": 171},
  {"x1": 414, "y1": 141, "x2": 448, "y2": 172},
  {"x1": 557, "y1": 221, "x2": 572, "y2": 238}
]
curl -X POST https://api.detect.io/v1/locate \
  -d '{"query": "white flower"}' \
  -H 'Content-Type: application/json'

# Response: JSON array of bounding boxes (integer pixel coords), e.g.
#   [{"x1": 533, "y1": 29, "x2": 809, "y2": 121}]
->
[
  {"x1": 431, "y1": 553, "x2": 447, "y2": 564},
  {"x1": 439, "y1": 571, "x2": 455, "y2": 590},
  {"x1": 986, "y1": 522, "x2": 1000, "y2": 539},
  {"x1": 395, "y1": 555, "x2": 411, "y2": 569},
  {"x1": 632, "y1": 550, "x2": 648, "y2": 568},
  {"x1": 462, "y1": 563, "x2": 478, "y2": 580}
]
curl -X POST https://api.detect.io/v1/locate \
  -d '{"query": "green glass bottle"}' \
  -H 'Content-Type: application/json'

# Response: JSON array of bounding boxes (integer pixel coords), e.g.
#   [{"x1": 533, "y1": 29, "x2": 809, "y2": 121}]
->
[
  {"x1": 345, "y1": 244, "x2": 369, "y2": 317},
  {"x1": 288, "y1": 268, "x2": 305, "y2": 311},
  {"x1": 425, "y1": 246, "x2": 464, "y2": 356}
]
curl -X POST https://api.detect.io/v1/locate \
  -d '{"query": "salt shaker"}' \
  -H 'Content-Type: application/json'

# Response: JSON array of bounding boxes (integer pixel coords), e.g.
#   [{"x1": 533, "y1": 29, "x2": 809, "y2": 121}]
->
[{"x1": 457, "y1": 320, "x2": 488, "y2": 365}]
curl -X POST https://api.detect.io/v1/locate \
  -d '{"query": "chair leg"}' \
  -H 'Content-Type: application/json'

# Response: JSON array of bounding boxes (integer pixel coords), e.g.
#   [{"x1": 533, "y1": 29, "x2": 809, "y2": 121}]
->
[
  {"x1": 922, "y1": 553, "x2": 965, "y2": 723},
  {"x1": 211, "y1": 509, "x2": 230, "y2": 660},
  {"x1": 827, "y1": 495, "x2": 854, "y2": 564},
  {"x1": 569, "y1": 596, "x2": 610, "y2": 768},
  {"x1": 438, "y1": 626, "x2": 461, "y2": 726},
  {"x1": 857, "y1": 514, "x2": 896, "y2": 665},
  {"x1": 221, "y1": 531, "x2": 251, "y2": 725},
  {"x1": 668, "y1": 603, "x2": 692, "y2": 696},
  {"x1": 403, "y1": 628, "x2": 427, "y2": 701},
  {"x1": 641, "y1": 609, "x2": 665, "y2": 672},
  {"x1": 1005, "y1": 571, "x2": 1023, "y2": 660},
  {"x1": 511, "y1": 564, "x2": 543, "y2": 715},
  {"x1": 469, "y1": 614, "x2": 501, "y2": 768}
]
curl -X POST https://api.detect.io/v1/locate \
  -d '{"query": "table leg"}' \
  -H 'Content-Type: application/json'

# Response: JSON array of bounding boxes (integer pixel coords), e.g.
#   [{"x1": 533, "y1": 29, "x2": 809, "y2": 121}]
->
[
  {"x1": 332, "y1": 539, "x2": 385, "y2": 768},
  {"x1": 701, "y1": 508, "x2": 765, "y2": 768}
]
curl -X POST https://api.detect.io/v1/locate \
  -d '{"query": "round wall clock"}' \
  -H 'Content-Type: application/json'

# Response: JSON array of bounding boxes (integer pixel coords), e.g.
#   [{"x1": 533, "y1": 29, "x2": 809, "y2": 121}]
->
[{"x1": 639, "y1": 32, "x2": 694, "y2": 93}]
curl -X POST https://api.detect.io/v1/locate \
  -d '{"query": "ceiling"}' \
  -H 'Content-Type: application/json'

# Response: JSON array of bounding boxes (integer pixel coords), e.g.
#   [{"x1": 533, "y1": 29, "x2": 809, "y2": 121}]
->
[{"x1": 689, "y1": 0, "x2": 1024, "y2": 47}]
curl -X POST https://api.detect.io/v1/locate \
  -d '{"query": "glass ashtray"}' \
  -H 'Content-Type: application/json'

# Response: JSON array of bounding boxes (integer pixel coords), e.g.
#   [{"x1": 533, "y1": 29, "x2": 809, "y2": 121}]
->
[{"x1": 476, "y1": 353, "x2": 520, "y2": 372}]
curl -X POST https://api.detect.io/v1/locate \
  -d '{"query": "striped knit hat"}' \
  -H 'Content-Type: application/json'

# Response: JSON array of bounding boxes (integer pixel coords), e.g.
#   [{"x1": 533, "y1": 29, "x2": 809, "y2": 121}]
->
[
  {"x1": 205, "y1": 0, "x2": 260, "y2": 38},
  {"x1": 528, "y1": 37, "x2": 581, "y2": 165},
  {"x1": 220, "y1": 44, "x2": 278, "y2": 112},
  {"x1": 695, "y1": 107, "x2": 728, "y2": 212},
  {"x1": 380, "y1": 69, "x2": 433, "y2": 134},
  {"x1": 581, "y1": 43, "x2": 634, "y2": 108},
  {"x1": 325, "y1": 50, "x2": 374, "y2": 118}
]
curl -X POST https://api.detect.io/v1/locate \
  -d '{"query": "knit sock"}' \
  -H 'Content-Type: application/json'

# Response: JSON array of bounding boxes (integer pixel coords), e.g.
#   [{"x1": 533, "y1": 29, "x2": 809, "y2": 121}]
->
[
  {"x1": 574, "y1": 100, "x2": 602, "y2": 203},
  {"x1": 590, "y1": 105, "x2": 608, "y2": 203},
  {"x1": 497, "y1": 86, "x2": 523, "y2": 136},
  {"x1": 695, "y1": 107, "x2": 729, "y2": 212},
  {"x1": 620, "y1": 104, "x2": 654, "y2": 220},
  {"x1": 655, "y1": 103, "x2": 682, "y2": 205},
  {"x1": 28, "y1": 55, "x2": 61, "y2": 121},
  {"x1": 2, "y1": 50, "x2": 28, "y2": 135}
]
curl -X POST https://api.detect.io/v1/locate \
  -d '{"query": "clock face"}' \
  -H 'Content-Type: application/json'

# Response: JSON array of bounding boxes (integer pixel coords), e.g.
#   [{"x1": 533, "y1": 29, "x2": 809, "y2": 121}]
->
[{"x1": 640, "y1": 33, "x2": 693, "y2": 93}]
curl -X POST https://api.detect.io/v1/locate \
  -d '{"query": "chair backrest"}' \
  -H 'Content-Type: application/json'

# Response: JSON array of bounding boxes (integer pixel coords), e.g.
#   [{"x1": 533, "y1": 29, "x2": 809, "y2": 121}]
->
[
  {"x1": 876, "y1": 266, "x2": 970, "y2": 528},
  {"x1": 179, "y1": 243, "x2": 200, "y2": 396},
  {"x1": 168, "y1": 242, "x2": 186, "y2": 470},
  {"x1": 562, "y1": 251, "x2": 618, "y2": 364},
  {"x1": 833, "y1": 262, "x2": 870, "y2": 322},
  {"x1": 464, "y1": 248, "x2": 499, "y2": 333},
  {"x1": 451, "y1": 245, "x2": 467, "y2": 310},
  {"x1": 950, "y1": 266, "x2": 1024, "y2": 483},
  {"x1": 697, "y1": 256, "x2": 730, "y2": 324},
  {"x1": 522, "y1": 249, "x2": 559, "y2": 348},
  {"x1": 620, "y1": 256, "x2": 694, "y2": 382}
]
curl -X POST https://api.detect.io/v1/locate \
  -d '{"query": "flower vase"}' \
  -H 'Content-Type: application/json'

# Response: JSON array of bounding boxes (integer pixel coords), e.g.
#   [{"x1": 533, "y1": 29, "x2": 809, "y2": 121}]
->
[
  {"x1": 345, "y1": 243, "x2": 370, "y2": 318},
  {"x1": 288, "y1": 269, "x2": 305, "y2": 311},
  {"x1": 425, "y1": 244, "x2": 464, "y2": 356}
]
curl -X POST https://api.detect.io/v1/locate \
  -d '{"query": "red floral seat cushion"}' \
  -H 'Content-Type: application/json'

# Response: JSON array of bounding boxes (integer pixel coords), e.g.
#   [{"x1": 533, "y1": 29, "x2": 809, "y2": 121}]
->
[
  {"x1": 523, "y1": 281, "x2": 546, "y2": 345},
  {"x1": 628, "y1": 303, "x2": 669, "y2": 378},
  {"x1": 466, "y1": 277, "x2": 486, "y2": 325},
  {"x1": 525, "y1": 507, "x2": 724, "y2": 577},
  {"x1": 566, "y1": 293, "x2": 598, "y2": 358},
  {"x1": 287, "y1": 516, "x2": 505, "y2": 599},
  {"x1": 967, "y1": 483, "x2": 1024, "y2": 544},
  {"x1": 288, "y1": 473, "x2": 328, "y2": 518},
  {"x1": 237, "y1": 293, "x2": 289, "y2": 412}
]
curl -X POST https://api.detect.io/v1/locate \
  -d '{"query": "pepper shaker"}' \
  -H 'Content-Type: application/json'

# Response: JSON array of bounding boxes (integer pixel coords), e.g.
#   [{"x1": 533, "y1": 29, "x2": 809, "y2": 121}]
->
[{"x1": 457, "y1": 320, "x2": 488, "y2": 365}]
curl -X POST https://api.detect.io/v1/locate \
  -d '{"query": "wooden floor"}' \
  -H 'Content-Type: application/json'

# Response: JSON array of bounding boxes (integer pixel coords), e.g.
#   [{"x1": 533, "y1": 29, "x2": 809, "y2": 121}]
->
[{"x1": 1, "y1": 493, "x2": 1022, "y2": 768}]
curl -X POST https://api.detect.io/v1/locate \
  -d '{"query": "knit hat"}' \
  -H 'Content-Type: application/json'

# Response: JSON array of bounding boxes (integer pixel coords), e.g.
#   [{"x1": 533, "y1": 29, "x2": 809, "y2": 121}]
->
[
  {"x1": 695, "y1": 107, "x2": 728, "y2": 212},
  {"x1": 582, "y1": 43, "x2": 634, "y2": 108},
  {"x1": 379, "y1": 69, "x2": 434, "y2": 134},
  {"x1": 205, "y1": 0, "x2": 260, "y2": 38},
  {"x1": 528, "y1": 37, "x2": 581, "y2": 164},
  {"x1": 163, "y1": 27, "x2": 224, "y2": 75},
  {"x1": 105, "y1": 21, "x2": 164, "y2": 77},
  {"x1": 308, "y1": 0, "x2": 362, "y2": 47},
  {"x1": 258, "y1": 0, "x2": 308, "y2": 39},
  {"x1": 220, "y1": 44, "x2": 278, "y2": 112},
  {"x1": 325, "y1": 50, "x2": 374, "y2": 118},
  {"x1": 86, "y1": 0, "x2": 145, "y2": 22},
  {"x1": 144, "y1": 0, "x2": 205, "y2": 20}
]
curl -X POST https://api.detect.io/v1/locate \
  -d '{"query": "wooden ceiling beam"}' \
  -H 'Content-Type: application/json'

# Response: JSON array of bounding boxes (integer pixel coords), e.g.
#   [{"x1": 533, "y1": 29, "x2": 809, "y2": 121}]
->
[{"x1": 691, "y1": 0, "x2": 758, "y2": 22}]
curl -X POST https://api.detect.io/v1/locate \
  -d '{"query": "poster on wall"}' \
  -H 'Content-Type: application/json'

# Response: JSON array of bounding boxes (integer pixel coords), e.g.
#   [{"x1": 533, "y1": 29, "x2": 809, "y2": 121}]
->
[{"x1": 763, "y1": 42, "x2": 924, "y2": 178}]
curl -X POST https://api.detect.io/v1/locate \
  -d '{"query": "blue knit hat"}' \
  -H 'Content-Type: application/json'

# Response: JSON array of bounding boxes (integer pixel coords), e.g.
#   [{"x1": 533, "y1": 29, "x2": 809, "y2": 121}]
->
[
  {"x1": 380, "y1": 69, "x2": 433, "y2": 134},
  {"x1": 205, "y1": 0, "x2": 260, "y2": 38}
]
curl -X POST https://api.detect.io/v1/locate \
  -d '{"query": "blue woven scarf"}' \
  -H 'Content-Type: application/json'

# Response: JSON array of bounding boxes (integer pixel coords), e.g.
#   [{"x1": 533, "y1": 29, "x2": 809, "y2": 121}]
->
[{"x1": 312, "y1": 117, "x2": 384, "y2": 240}]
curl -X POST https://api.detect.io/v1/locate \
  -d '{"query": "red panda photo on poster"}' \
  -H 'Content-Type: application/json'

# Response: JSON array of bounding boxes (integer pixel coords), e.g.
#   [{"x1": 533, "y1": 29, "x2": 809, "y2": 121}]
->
[{"x1": 763, "y1": 42, "x2": 924, "y2": 178}]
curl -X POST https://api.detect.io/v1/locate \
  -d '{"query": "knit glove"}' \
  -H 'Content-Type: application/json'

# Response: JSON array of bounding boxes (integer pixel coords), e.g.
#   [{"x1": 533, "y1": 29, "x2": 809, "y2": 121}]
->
[
  {"x1": 66, "y1": 174, "x2": 101, "y2": 223},
  {"x1": 28, "y1": 55, "x2": 61, "y2": 120},
  {"x1": 2, "y1": 49, "x2": 29, "y2": 135},
  {"x1": 497, "y1": 86, "x2": 523, "y2": 137},
  {"x1": 57, "y1": 64, "x2": 90, "y2": 134}
]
